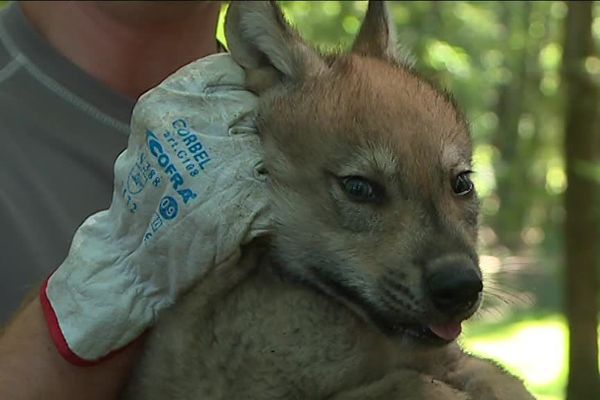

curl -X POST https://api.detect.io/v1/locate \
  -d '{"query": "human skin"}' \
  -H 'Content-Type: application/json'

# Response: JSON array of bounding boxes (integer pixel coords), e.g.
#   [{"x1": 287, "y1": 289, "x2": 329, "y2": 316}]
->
[
  {"x1": 0, "y1": 2, "x2": 220, "y2": 399},
  {"x1": 21, "y1": 1, "x2": 222, "y2": 99},
  {"x1": 0, "y1": 298, "x2": 146, "y2": 400}
]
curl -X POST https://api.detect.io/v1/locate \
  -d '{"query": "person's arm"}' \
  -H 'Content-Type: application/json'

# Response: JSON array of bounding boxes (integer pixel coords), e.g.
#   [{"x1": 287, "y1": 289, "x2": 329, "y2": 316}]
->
[{"x1": 0, "y1": 298, "x2": 144, "y2": 400}]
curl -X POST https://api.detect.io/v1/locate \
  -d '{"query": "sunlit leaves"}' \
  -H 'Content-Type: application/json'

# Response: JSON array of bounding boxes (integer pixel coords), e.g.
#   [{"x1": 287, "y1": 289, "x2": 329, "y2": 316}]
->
[
  {"x1": 540, "y1": 43, "x2": 562, "y2": 70},
  {"x1": 424, "y1": 40, "x2": 472, "y2": 78}
]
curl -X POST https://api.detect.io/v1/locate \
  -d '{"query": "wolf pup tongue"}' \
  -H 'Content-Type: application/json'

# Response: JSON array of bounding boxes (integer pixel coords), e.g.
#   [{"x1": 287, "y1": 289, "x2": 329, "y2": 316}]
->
[{"x1": 428, "y1": 323, "x2": 463, "y2": 341}]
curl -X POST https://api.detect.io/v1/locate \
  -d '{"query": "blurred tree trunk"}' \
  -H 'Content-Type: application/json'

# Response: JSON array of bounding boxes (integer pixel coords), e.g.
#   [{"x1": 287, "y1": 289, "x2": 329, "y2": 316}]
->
[
  {"x1": 562, "y1": 2, "x2": 600, "y2": 400},
  {"x1": 492, "y1": 1, "x2": 531, "y2": 249}
]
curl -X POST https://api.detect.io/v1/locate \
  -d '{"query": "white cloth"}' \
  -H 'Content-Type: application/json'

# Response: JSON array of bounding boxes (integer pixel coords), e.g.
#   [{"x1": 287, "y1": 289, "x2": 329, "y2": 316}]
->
[{"x1": 40, "y1": 53, "x2": 270, "y2": 364}]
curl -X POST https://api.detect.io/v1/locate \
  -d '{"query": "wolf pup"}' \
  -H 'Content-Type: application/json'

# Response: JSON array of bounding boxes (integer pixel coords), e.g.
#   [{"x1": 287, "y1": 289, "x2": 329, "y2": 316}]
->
[{"x1": 123, "y1": 2, "x2": 535, "y2": 399}]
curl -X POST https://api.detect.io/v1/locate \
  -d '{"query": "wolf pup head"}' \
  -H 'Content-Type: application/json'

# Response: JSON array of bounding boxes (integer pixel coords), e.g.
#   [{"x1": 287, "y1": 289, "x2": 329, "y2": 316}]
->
[{"x1": 225, "y1": 1, "x2": 482, "y2": 345}]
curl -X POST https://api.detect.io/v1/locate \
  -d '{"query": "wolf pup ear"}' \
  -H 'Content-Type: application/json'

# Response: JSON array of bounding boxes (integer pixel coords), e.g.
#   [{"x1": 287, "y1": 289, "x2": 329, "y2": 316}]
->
[
  {"x1": 351, "y1": 1, "x2": 399, "y2": 62},
  {"x1": 225, "y1": 1, "x2": 325, "y2": 94}
]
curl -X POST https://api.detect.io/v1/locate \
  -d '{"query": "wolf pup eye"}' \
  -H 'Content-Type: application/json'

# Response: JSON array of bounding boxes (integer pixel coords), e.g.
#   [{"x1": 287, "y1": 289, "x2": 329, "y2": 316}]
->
[
  {"x1": 340, "y1": 176, "x2": 383, "y2": 204},
  {"x1": 453, "y1": 172, "x2": 474, "y2": 196}
]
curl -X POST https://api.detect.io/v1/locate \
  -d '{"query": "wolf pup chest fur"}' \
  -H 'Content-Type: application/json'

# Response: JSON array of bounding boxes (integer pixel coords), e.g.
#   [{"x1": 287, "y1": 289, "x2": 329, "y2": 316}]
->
[{"x1": 123, "y1": 2, "x2": 535, "y2": 399}]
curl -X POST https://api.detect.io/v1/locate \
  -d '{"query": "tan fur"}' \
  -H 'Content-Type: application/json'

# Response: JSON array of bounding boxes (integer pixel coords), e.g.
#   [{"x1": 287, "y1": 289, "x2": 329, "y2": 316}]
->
[{"x1": 122, "y1": 2, "x2": 535, "y2": 399}]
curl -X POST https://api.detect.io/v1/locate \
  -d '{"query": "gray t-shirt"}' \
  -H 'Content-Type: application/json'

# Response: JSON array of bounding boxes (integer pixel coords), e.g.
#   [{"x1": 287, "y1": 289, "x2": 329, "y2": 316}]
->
[{"x1": 0, "y1": 3, "x2": 135, "y2": 323}]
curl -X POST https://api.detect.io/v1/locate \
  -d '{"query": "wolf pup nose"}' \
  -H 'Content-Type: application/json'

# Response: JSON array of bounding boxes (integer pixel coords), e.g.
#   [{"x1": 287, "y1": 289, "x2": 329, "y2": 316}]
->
[{"x1": 426, "y1": 260, "x2": 482, "y2": 315}]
